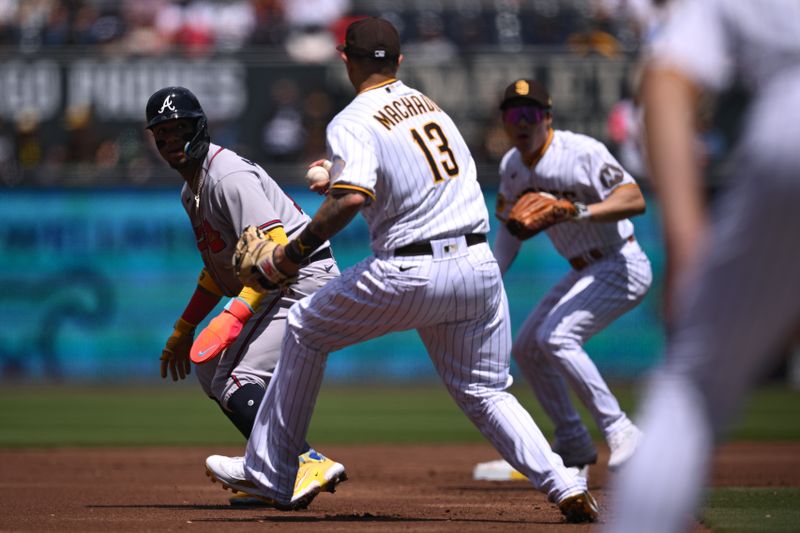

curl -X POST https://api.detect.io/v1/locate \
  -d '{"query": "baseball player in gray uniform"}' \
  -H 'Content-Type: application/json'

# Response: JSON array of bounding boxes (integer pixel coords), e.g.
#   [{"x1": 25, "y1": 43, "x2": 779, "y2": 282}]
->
[
  {"x1": 204, "y1": 17, "x2": 599, "y2": 522},
  {"x1": 475, "y1": 79, "x2": 652, "y2": 481},
  {"x1": 608, "y1": 1, "x2": 800, "y2": 531},
  {"x1": 147, "y1": 86, "x2": 346, "y2": 506}
]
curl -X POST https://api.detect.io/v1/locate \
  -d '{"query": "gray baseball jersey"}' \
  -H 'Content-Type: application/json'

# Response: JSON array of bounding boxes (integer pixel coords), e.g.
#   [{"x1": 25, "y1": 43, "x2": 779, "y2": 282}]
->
[
  {"x1": 609, "y1": 1, "x2": 800, "y2": 532},
  {"x1": 181, "y1": 143, "x2": 320, "y2": 296},
  {"x1": 182, "y1": 143, "x2": 339, "y2": 408},
  {"x1": 494, "y1": 129, "x2": 652, "y2": 453},
  {"x1": 242, "y1": 79, "x2": 588, "y2": 505}
]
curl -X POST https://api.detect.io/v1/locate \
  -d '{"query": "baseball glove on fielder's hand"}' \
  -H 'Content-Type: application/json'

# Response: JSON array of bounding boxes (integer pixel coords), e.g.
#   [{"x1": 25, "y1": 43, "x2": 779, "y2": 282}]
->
[
  {"x1": 506, "y1": 191, "x2": 578, "y2": 240},
  {"x1": 233, "y1": 226, "x2": 296, "y2": 291}
]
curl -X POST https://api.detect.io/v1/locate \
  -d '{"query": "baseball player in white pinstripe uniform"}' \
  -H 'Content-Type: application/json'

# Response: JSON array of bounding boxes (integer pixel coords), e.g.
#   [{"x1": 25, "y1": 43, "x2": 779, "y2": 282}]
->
[
  {"x1": 146, "y1": 86, "x2": 346, "y2": 506},
  {"x1": 205, "y1": 18, "x2": 598, "y2": 522},
  {"x1": 475, "y1": 79, "x2": 652, "y2": 482},
  {"x1": 608, "y1": 1, "x2": 800, "y2": 531}
]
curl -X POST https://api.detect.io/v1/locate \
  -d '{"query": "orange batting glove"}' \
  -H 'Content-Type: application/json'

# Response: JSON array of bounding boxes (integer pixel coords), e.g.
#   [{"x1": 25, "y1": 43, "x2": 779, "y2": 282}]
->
[{"x1": 190, "y1": 297, "x2": 254, "y2": 364}]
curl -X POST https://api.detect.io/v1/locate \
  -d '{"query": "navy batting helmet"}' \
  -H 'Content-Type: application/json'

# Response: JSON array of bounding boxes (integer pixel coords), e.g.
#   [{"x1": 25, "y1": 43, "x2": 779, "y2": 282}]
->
[{"x1": 145, "y1": 86, "x2": 210, "y2": 160}]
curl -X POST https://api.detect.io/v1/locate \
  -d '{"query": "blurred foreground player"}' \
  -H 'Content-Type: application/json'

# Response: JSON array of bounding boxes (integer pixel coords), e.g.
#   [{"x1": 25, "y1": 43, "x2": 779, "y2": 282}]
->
[{"x1": 608, "y1": 0, "x2": 800, "y2": 531}]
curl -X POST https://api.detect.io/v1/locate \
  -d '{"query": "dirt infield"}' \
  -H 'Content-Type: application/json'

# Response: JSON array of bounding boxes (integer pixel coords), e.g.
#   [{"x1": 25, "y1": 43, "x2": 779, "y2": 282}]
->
[{"x1": 1, "y1": 442, "x2": 798, "y2": 532}]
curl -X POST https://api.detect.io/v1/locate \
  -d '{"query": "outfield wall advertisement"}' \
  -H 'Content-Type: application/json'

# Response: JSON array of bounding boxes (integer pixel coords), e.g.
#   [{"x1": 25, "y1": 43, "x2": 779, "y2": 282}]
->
[{"x1": 0, "y1": 189, "x2": 664, "y2": 383}]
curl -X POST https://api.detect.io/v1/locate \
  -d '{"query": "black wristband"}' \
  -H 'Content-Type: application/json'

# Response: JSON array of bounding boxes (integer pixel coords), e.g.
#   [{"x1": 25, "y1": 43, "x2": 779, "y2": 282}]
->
[{"x1": 285, "y1": 228, "x2": 325, "y2": 264}]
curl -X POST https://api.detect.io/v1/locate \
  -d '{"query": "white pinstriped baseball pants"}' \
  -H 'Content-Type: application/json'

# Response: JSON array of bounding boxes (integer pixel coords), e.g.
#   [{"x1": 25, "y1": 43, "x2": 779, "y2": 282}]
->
[
  {"x1": 514, "y1": 239, "x2": 652, "y2": 444},
  {"x1": 244, "y1": 237, "x2": 586, "y2": 504}
]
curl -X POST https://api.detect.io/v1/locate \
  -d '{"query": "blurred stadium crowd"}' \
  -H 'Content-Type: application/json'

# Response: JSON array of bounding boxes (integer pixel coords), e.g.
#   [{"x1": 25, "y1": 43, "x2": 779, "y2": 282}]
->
[
  {"x1": 0, "y1": 0, "x2": 642, "y2": 53},
  {"x1": 0, "y1": 0, "x2": 648, "y2": 187}
]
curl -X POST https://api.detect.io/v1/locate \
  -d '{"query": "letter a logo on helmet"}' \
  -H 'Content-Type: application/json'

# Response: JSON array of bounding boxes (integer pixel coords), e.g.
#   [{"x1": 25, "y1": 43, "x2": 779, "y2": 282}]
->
[
  {"x1": 145, "y1": 86, "x2": 210, "y2": 161},
  {"x1": 158, "y1": 95, "x2": 177, "y2": 114}
]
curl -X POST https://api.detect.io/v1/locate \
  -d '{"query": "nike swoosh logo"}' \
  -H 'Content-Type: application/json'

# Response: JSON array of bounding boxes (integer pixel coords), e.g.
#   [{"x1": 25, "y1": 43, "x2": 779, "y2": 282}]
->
[
  {"x1": 198, "y1": 345, "x2": 219, "y2": 357},
  {"x1": 398, "y1": 266, "x2": 415, "y2": 272},
  {"x1": 323, "y1": 265, "x2": 333, "y2": 273}
]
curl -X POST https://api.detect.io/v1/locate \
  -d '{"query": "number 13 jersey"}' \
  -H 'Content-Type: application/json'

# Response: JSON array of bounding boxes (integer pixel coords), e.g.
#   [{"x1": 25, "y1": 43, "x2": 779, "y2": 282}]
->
[{"x1": 325, "y1": 79, "x2": 489, "y2": 254}]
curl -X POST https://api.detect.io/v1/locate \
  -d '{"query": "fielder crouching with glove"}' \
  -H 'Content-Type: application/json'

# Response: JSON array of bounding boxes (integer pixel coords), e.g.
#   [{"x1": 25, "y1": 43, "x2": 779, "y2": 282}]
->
[
  {"x1": 147, "y1": 86, "x2": 346, "y2": 508},
  {"x1": 474, "y1": 79, "x2": 653, "y2": 482}
]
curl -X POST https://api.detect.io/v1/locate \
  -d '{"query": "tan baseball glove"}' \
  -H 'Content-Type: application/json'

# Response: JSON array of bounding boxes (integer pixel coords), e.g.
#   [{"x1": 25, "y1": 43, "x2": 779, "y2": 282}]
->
[
  {"x1": 233, "y1": 226, "x2": 296, "y2": 291},
  {"x1": 506, "y1": 191, "x2": 578, "y2": 240}
]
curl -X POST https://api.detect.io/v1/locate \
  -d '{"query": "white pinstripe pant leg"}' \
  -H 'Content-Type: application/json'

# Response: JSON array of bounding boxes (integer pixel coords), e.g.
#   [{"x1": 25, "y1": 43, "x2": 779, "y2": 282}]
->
[
  {"x1": 243, "y1": 243, "x2": 585, "y2": 503},
  {"x1": 515, "y1": 254, "x2": 651, "y2": 440},
  {"x1": 417, "y1": 243, "x2": 585, "y2": 502},
  {"x1": 243, "y1": 255, "x2": 431, "y2": 501},
  {"x1": 513, "y1": 278, "x2": 590, "y2": 442}
]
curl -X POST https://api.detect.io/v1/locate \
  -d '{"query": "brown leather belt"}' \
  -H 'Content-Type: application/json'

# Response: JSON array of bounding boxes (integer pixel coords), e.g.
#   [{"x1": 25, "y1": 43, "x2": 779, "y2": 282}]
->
[
  {"x1": 568, "y1": 235, "x2": 635, "y2": 270},
  {"x1": 394, "y1": 234, "x2": 487, "y2": 256}
]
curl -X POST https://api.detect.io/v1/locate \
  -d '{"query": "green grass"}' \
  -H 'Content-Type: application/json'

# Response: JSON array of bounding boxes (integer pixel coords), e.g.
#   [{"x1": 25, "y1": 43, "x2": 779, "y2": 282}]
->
[
  {"x1": 1, "y1": 382, "x2": 797, "y2": 532},
  {"x1": 701, "y1": 488, "x2": 800, "y2": 532},
  {"x1": 0, "y1": 382, "x2": 797, "y2": 447}
]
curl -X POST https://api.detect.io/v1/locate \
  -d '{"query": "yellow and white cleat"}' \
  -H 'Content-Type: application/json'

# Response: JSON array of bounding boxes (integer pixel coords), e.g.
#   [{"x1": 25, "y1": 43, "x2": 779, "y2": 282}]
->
[
  {"x1": 228, "y1": 490, "x2": 274, "y2": 507},
  {"x1": 220, "y1": 449, "x2": 347, "y2": 508},
  {"x1": 294, "y1": 449, "x2": 348, "y2": 502}
]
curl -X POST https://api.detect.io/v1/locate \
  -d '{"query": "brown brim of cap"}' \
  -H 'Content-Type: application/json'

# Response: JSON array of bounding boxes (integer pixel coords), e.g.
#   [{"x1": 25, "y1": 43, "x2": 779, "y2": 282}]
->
[{"x1": 500, "y1": 97, "x2": 550, "y2": 110}]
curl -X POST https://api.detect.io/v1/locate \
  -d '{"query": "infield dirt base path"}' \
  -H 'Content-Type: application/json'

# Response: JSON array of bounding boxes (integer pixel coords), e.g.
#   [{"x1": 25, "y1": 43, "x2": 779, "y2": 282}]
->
[{"x1": 1, "y1": 442, "x2": 798, "y2": 532}]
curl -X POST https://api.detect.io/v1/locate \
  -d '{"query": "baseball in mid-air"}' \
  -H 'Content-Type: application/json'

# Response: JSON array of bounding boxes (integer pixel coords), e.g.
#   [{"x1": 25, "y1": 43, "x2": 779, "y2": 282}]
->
[{"x1": 305, "y1": 160, "x2": 332, "y2": 187}]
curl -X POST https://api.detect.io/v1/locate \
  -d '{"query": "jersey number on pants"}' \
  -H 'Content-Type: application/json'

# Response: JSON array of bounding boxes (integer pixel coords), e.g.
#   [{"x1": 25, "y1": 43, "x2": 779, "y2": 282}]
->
[{"x1": 411, "y1": 122, "x2": 460, "y2": 183}]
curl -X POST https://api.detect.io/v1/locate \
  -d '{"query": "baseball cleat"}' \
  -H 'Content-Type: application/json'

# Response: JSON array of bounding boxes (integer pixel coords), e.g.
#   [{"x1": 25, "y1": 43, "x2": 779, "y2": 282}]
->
[
  {"x1": 552, "y1": 434, "x2": 598, "y2": 468},
  {"x1": 205, "y1": 455, "x2": 315, "y2": 511},
  {"x1": 473, "y1": 458, "x2": 589, "y2": 483},
  {"x1": 558, "y1": 490, "x2": 599, "y2": 523},
  {"x1": 228, "y1": 490, "x2": 274, "y2": 507},
  {"x1": 607, "y1": 424, "x2": 642, "y2": 471},
  {"x1": 295, "y1": 449, "x2": 348, "y2": 500}
]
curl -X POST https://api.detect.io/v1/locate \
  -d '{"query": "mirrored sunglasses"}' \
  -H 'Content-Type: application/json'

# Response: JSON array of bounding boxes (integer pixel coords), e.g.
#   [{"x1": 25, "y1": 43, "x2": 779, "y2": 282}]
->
[{"x1": 503, "y1": 106, "x2": 547, "y2": 125}]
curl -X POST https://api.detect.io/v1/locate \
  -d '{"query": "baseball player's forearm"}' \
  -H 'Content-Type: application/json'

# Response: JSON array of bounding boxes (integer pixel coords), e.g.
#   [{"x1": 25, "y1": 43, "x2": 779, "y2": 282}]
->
[
  {"x1": 493, "y1": 224, "x2": 523, "y2": 276},
  {"x1": 583, "y1": 184, "x2": 646, "y2": 223},
  {"x1": 642, "y1": 67, "x2": 708, "y2": 277},
  {"x1": 237, "y1": 285, "x2": 265, "y2": 310},
  {"x1": 181, "y1": 269, "x2": 224, "y2": 326},
  {"x1": 642, "y1": 68, "x2": 707, "y2": 232},
  {"x1": 161, "y1": 268, "x2": 223, "y2": 380},
  {"x1": 280, "y1": 190, "x2": 366, "y2": 268},
  {"x1": 189, "y1": 266, "x2": 273, "y2": 366},
  {"x1": 307, "y1": 190, "x2": 367, "y2": 241}
]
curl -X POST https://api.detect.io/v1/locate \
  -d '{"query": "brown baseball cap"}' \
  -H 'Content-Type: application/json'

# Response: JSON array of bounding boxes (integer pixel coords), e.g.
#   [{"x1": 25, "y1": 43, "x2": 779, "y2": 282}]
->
[
  {"x1": 499, "y1": 79, "x2": 552, "y2": 110},
  {"x1": 337, "y1": 17, "x2": 401, "y2": 59}
]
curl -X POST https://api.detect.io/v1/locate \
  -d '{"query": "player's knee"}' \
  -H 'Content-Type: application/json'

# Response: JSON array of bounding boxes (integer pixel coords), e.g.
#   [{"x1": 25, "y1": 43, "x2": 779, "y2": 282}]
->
[
  {"x1": 449, "y1": 383, "x2": 508, "y2": 419},
  {"x1": 223, "y1": 382, "x2": 266, "y2": 439},
  {"x1": 535, "y1": 329, "x2": 581, "y2": 359}
]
